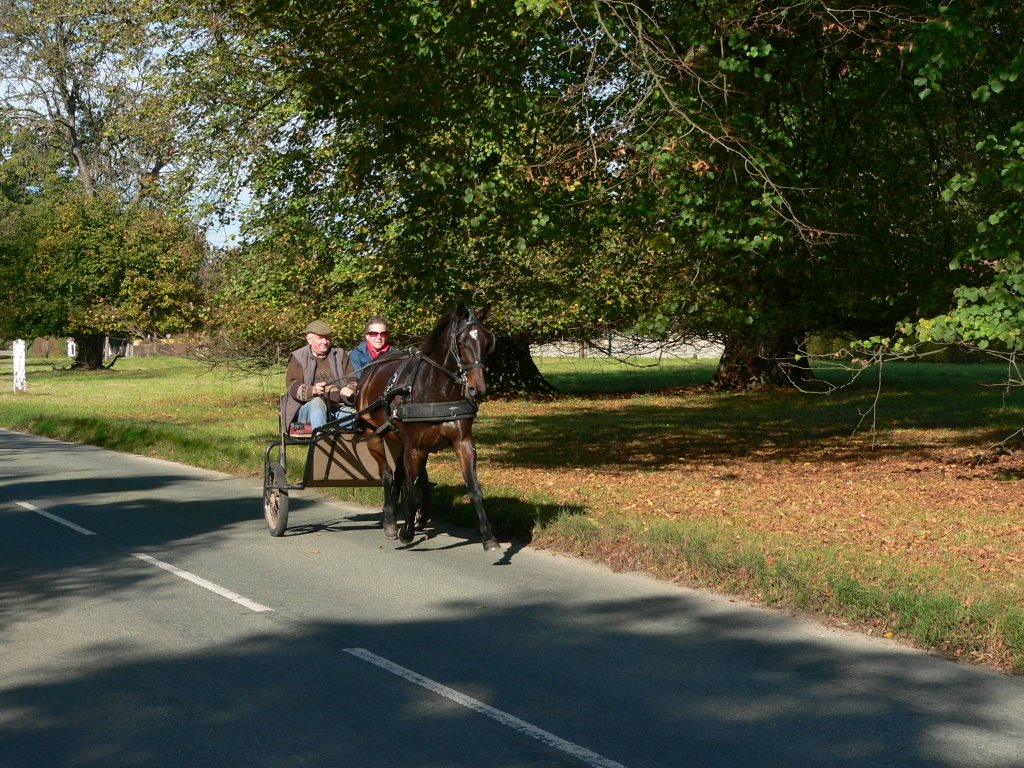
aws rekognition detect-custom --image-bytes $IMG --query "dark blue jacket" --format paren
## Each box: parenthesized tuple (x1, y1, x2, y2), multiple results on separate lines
(349, 340, 373, 378)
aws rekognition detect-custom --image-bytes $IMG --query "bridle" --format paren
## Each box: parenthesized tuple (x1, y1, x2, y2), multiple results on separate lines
(449, 313, 494, 380)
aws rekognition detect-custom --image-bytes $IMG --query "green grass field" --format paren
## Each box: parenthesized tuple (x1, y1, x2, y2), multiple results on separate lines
(4, 352, 1024, 673)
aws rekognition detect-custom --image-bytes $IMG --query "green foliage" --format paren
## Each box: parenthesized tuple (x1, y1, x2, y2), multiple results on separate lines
(0, 0, 187, 204)
(910, 3, 1024, 354)
(0, 2, 211, 351)
(583, 2, 968, 356)
(179, 0, 612, 344)
(0, 190, 207, 341)
(167, 2, 994, 386)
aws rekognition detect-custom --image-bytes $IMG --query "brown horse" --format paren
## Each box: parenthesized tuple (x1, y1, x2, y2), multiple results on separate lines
(354, 304, 499, 551)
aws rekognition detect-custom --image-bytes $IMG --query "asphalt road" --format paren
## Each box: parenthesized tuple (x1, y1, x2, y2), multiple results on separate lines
(3, 428, 1024, 768)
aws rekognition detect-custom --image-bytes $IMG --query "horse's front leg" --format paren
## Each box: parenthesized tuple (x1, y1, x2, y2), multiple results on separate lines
(454, 436, 500, 552)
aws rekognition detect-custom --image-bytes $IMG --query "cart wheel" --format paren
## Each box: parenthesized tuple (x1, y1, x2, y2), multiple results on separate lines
(263, 461, 289, 536)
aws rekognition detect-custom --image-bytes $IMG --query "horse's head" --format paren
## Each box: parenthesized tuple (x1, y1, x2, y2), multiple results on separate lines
(452, 305, 495, 400)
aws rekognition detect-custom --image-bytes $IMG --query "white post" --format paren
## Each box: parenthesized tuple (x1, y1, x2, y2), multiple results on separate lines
(67, 337, 77, 358)
(13, 339, 26, 392)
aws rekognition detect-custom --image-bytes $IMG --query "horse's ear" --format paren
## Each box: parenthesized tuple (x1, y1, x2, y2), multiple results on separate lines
(476, 305, 491, 322)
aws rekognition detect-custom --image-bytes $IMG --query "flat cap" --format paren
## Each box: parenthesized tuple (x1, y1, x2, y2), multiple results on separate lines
(305, 320, 333, 336)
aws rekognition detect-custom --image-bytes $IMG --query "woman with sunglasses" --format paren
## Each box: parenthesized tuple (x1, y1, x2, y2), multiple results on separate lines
(349, 316, 391, 379)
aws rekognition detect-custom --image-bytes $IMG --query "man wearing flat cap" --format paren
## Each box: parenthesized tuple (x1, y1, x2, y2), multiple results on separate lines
(283, 320, 358, 431)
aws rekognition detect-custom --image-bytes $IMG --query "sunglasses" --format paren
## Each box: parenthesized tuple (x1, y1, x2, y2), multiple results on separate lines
(367, 331, 388, 337)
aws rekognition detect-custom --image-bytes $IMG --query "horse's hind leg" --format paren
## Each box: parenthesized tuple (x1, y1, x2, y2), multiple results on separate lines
(398, 481, 418, 544)
(381, 463, 399, 540)
(397, 450, 428, 543)
(371, 439, 400, 540)
(414, 465, 432, 531)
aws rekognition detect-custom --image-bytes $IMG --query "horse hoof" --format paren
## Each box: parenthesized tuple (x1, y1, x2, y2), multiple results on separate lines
(399, 529, 415, 544)
(384, 524, 398, 540)
(482, 539, 501, 552)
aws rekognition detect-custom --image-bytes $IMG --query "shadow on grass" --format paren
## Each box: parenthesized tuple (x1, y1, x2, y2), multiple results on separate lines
(479, 363, 1024, 473)
(427, 484, 587, 543)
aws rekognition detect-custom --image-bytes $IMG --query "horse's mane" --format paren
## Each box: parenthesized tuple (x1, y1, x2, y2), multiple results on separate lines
(420, 304, 467, 356)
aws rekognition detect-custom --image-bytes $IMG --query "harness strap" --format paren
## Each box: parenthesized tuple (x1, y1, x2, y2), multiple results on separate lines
(351, 350, 418, 437)
(354, 332, 483, 433)
(418, 352, 464, 384)
(394, 399, 478, 422)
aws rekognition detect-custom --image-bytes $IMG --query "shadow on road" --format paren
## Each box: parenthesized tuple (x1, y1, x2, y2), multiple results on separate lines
(3, 430, 1024, 767)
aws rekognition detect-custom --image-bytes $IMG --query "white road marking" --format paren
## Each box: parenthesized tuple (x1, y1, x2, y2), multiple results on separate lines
(17, 499, 273, 613)
(131, 552, 274, 613)
(344, 647, 628, 768)
(16, 501, 97, 535)
(18, 496, 618, 763)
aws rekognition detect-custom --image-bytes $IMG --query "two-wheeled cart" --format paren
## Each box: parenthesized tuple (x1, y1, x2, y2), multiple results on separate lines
(262, 410, 397, 536)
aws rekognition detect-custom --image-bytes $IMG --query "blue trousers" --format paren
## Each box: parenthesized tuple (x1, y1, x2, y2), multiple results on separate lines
(297, 398, 355, 429)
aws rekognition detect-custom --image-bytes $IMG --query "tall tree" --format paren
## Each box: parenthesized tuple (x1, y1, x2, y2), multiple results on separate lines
(533, 1, 971, 388)
(180, 1, 981, 390)
(0, 0, 208, 366)
(177, 0, 596, 387)
(0, 191, 206, 366)
(0, 0, 178, 202)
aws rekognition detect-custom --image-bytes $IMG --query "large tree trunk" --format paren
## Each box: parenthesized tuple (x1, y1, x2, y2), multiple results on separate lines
(74, 333, 107, 370)
(711, 332, 818, 391)
(486, 336, 557, 398)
